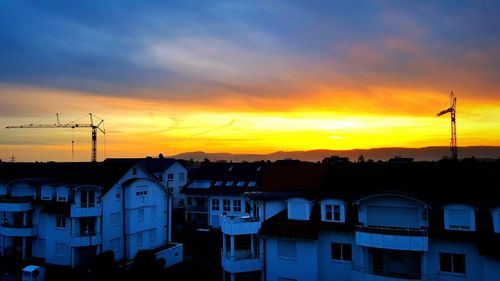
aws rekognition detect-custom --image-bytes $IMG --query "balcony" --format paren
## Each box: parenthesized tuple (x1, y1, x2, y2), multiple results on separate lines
(221, 216, 261, 235)
(70, 202, 102, 217)
(221, 249, 263, 273)
(0, 196, 33, 212)
(0, 223, 37, 237)
(71, 232, 102, 247)
(355, 225, 428, 251)
(352, 265, 436, 281)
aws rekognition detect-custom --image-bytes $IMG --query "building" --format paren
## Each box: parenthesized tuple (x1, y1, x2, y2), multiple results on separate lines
(220, 161, 500, 281)
(182, 162, 266, 229)
(0, 159, 182, 267)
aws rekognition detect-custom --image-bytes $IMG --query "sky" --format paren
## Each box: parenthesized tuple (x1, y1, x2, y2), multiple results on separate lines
(0, 1, 499, 162)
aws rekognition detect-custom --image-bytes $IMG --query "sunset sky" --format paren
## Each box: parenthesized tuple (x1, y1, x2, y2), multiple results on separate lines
(1, 1, 499, 162)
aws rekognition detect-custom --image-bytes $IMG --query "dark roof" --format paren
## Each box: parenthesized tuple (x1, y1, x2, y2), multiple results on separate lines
(260, 162, 324, 193)
(0, 161, 136, 194)
(104, 157, 178, 173)
(182, 162, 267, 195)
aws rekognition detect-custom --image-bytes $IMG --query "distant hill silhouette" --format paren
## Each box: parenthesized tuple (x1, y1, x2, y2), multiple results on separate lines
(172, 146, 500, 162)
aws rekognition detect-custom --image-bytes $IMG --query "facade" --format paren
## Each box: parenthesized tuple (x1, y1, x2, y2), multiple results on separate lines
(220, 161, 500, 281)
(0, 160, 181, 267)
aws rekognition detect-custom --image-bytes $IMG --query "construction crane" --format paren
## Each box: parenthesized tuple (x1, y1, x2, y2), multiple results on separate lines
(5, 113, 105, 162)
(437, 91, 457, 161)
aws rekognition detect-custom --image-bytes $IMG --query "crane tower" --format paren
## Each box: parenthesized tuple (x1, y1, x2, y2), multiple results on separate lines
(436, 91, 457, 161)
(5, 113, 105, 162)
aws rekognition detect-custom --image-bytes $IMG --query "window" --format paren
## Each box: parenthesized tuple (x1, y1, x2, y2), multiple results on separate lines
(237, 181, 245, 187)
(331, 243, 352, 261)
(168, 173, 174, 180)
(137, 232, 143, 248)
(187, 197, 192, 206)
(56, 216, 66, 229)
(136, 186, 148, 197)
(81, 190, 95, 207)
(223, 199, 231, 212)
(278, 240, 297, 259)
(323, 202, 344, 222)
(55, 243, 65, 257)
(248, 181, 257, 187)
(115, 192, 120, 200)
(178, 173, 185, 182)
(80, 217, 95, 235)
(138, 208, 144, 222)
(158, 174, 163, 182)
(226, 181, 234, 187)
(212, 199, 220, 211)
(214, 181, 223, 187)
(149, 229, 156, 242)
(445, 206, 475, 231)
(233, 200, 241, 212)
(440, 253, 465, 274)
(132, 168, 137, 176)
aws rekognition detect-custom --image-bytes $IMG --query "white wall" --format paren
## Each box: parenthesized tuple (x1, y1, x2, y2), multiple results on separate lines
(265, 237, 319, 281)
(163, 162, 188, 209)
(263, 200, 287, 220)
(317, 231, 355, 281)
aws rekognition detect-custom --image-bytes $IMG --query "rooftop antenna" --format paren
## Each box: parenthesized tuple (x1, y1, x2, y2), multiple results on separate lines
(437, 91, 458, 161)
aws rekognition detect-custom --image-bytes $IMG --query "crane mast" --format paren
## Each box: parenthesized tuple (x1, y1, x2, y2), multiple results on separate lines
(5, 113, 105, 162)
(437, 91, 457, 161)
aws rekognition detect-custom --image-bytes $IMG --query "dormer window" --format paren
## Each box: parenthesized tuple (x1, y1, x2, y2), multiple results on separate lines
(321, 199, 346, 223)
(214, 181, 223, 187)
(444, 205, 475, 231)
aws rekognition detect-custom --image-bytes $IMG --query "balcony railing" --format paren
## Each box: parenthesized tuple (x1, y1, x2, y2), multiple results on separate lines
(70, 202, 102, 217)
(0, 223, 37, 237)
(355, 224, 428, 236)
(221, 215, 261, 235)
(71, 232, 102, 247)
(352, 265, 437, 281)
(0, 196, 33, 212)
(221, 249, 263, 273)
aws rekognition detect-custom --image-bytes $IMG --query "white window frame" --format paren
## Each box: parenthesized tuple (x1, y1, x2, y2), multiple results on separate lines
(223, 199, 231, 212)
(233, 200, 241, 212)
(444, 204, 475, 231)
(212, 199, 220, 211)
(56, 216, 66, 229)
(321, 199, 346, 223)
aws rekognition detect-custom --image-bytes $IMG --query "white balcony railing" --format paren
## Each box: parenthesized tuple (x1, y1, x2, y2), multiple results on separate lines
(70, 202, 102, 217)
(0, 196, 33, 212)
(0, 223, 37, 237)
(221, 215, 261, 235)
(355, 225, 428, 251)
(221, 249, 263, 273)
(71, 232, 102, 247)
(352, 265, 437, 281)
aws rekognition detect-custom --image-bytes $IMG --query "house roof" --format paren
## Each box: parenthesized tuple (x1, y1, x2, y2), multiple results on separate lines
(182, 162, 267, 195)
(259, 161, 324, 193)
(104, 157, 178, 174)
(0, 161, 136, 194)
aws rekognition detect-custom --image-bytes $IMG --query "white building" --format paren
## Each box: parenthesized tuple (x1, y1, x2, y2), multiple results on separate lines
(0, 160, 182, 267)
(182, 162, 265, 229)
(220, 161, 500, 281)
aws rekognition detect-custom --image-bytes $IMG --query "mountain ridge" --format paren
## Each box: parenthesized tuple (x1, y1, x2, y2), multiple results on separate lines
(171, 146, 500, 162)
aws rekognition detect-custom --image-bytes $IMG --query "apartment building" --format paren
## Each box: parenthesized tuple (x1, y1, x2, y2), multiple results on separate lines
(220, 160, 500, 281)
(0, 159, 182, 267)
(182, 162, 267, 229)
